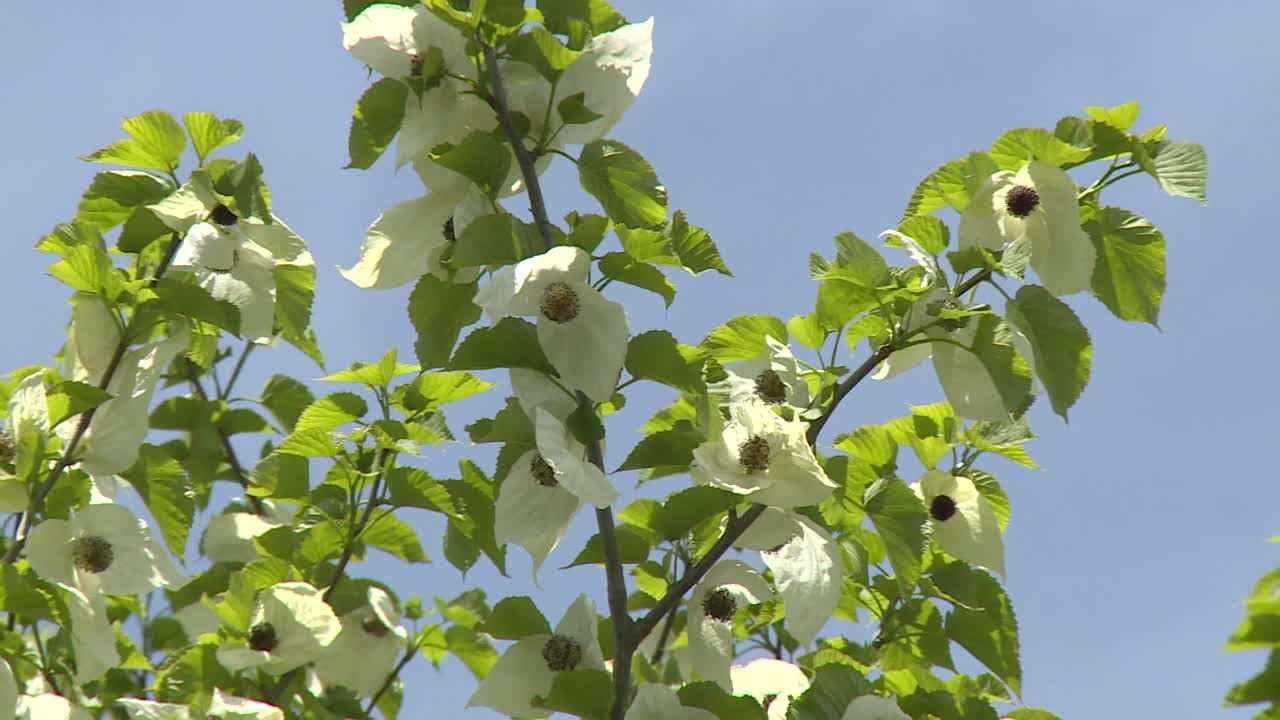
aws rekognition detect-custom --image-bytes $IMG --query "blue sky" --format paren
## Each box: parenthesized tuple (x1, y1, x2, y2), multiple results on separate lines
(1, 2, 1275, 718)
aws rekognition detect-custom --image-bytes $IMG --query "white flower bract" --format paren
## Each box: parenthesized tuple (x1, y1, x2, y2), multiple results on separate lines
(216, 582, 341, 675)
(735, 508, 842, 645)
(690, 399, 834, 508)
(913, 470, 1005, 580)
(625, 683, 717, 720)
(314, 586, 409, 696)
(959, 160, 1095, 296)
(724, 335, 812, 412)
(27, 504, 182, 596)
(842, 694, 910, 720)
(730, 658, 810, 720)
(467, 594, 605, 718)
(687, 559, 772, 689)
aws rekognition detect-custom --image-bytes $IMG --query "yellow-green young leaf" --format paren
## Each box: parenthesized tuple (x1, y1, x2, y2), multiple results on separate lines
(449, 317, 555, 373)
(534, 669, 615, 720)
(344, 0, 418, 20)
(787, 314, 825, 351)
(578, 139, 668, 229)
(784, 666, 872, 720)
(362, 514, 428, 563)
(77, 171, 172, 232)
(481, 596, 551, 640)
(151, 644, 237, 704)
(893, 214, 950, 256)
(319, 348, 418, 388)
(431, 132, 513, 199)
(121, 444, 194, 558)
(1004, 710, 1064, 720)
(272, 263, 322, 367)
(151, 276, 242, 335)
(45, 380, 113, 429)
(401, 371, 494, 412)
(597, 253, 676, 307)
(563, 211, 610, 253)
(182, 112, 244, 164)
(700, 314, 787, 362)
(1226, 568, 1280, 651)
(1084, 206, 1166, 326)
(1225, 648, 1280, 708)
(538, 0, 626, 39)
(989, 127, 1092, 170)
(625, 330, 704, 393)
(347, 77, 409, 169)
(276, 428, 340, 457)
(453, 214, 545, 267)
(566, 525, 651, 567)
(865, 479, 928, 594)
(1149, 140, 1208, 203)
(507, 26, 582, 81)
(1006, 286, 1092, 420)
(667, 210, 730, 276)
(967, 470, 1010, 532)
(0, 565, 66, 624)
(1084, 101, 1140, 131)
(409, 275, 483, 369)
(467, 398, 536, 446)
(443, 461, 506, 575)
(82, 110, 187, 172)
(834, 425, 897, 471)
(44, 224, 115, 296)
(445, 624, 499, 679)
(904, 152, 998, 217)
(295, 393, 367, 433)
(931, 559, 1022, 696)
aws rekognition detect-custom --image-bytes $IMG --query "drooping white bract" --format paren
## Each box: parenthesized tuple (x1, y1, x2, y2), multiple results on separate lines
(201, 500, 294, 564)
(116, 698, 191, 720)
(149, 178, 313, 343)
(342, 3, 486, 168)
(208, 690, 285, 720)
(15, 694, 91, 720)
(468, 594, 606, 718)
(175, 600, 222, 641)
(0, 657, 15, 720)
(913, 470, 1005, 580)
(314, 586, 409, 696)
(730, 658, 811, 720)
(690, 399, 835, 508)
(687, 559, 773, 690)
(60, 297, 190, 477)
(735, 508, 842, 645)
(842, 694, 910, 720)
(625, 683, 717, 720)
(475, 246, 628, 402)
(216, 582, 341, 675)
(27, 503, 183, 596)
(67, 589, 119, 685)
(495, 370, 586, 578)
(339, 186, 490, 289)
(959, 160, 1095, 296)
(723, 335, 812, 413)
(0, 371, 50, 512)
(535, 407, 617, 508)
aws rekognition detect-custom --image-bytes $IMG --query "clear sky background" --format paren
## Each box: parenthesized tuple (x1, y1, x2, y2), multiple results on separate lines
(1, 2, 1275, 719)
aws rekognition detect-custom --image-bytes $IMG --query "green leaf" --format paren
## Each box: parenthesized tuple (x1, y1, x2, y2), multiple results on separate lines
(616, 424, 703, 472)
(865, 478, 928, 594)
(182, 112, 244, 163)
(667, 211, 730, 276)
(443, 461, 507, 575)
(249, 452, 310, 500)
(654, 486, 737, 541)
(152, 276, 242, 335)
(345, 0, 419, 20)
(401, 371, 494, 411)
(318, 348, 418, 389)
(82, 110, 187, 172)
(1149, 140, 1208, 203)
(410, 276, 482, 369)
(1083, 206, 1166, 325)
(45, 380, 113, 429)
(823, 231, 890, 286)
(77, 171, 172, 232)
(444, 624, 499, 679)
(893, 215, 950, 256)
(258, 375, 314, 433)
(678, 681, 769, 720)
(624, 331, 704, 393)
(597, 253, 676, 307)
(273, 263, 323, 366)
(276, 428, 340, 457)
(904, 152, 998, 216)
(814, 278, 878, 331)
(557, 91, 605, 124)
(989, 128, 1091, 170)
(563, 211, 610, 252)
(1006, 286, 1092, 419)
(969, 471, 1011, 532)
(578, 139, 667, 229)
(295, 393, 367, 433)
(450, 317, 554, 373)
(121, 444, 194, 559)
(566, 525, 651, 567)
(700, 315, 786, 362)
(1005, 710, 1064, 720)
(534, 669, 614, 720)
(431, 132, 514, 198)
(787, 665, 873, 720)
(538, 0, 626, 38)
(386, 467, 456, 516)
(1225, 648, 1280, 708)
(833, 425, 897, 471)
(117, 205, 174, 254)
(0, 566, 64, 623)
(362, 514, 428, 563)
(45, 224, 115, 296)
(508, 26, 582, 80)
(481, 596, 551, 640)
(931, 560, 1022, 695)
(1084, 101, 1139, 131)
(347, 78, 409, 169)
(212, 153, 270, 221)
(453, 214, 545, 267)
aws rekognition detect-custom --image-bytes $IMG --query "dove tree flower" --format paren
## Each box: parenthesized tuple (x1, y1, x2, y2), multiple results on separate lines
(476, 246, 628, 402)
(730, 658, 811, 720)
(342, 3, 487, 168)
(27, 504, 183, 596)
(959, 160, 1095, 296)
(687, 559, 773, 689)
(723, 335, 813, 413)
(201, 499, 294, 564)
(625, 683, 717, 720)
(67, 590, 119, 685)
(468, 594, 606, 718)
(149, 177, 313, 343)
(735, 508, 843, 645)
(691, 399, 835, 508)
(912, 470, 1005, 580)
(0, 371, 50, 512)
(216, 582, 341, 675)
(314, 586, 409, 696)
(15, 694, 90, 720)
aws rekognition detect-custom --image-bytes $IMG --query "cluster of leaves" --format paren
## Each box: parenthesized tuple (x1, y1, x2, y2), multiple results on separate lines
(1223, 539, 1280, 718)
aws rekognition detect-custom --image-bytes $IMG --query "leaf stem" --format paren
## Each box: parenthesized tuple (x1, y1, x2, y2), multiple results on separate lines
(186, 360, 265, 515)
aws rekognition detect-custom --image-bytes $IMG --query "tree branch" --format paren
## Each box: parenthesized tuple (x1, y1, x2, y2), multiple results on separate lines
(482, 44, 554, 245)
(185, 361, 266, 515)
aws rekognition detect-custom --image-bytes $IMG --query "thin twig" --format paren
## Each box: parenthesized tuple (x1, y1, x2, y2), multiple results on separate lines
(364, 645, 419, 716)
(186, 361, 266, 515)
(482, 44, 554, 245)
